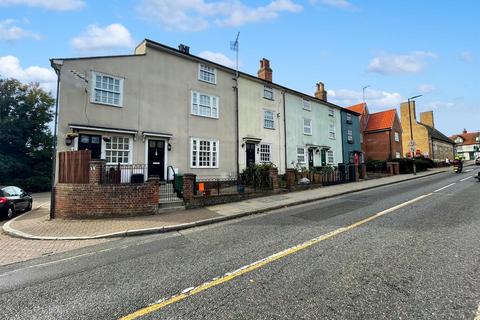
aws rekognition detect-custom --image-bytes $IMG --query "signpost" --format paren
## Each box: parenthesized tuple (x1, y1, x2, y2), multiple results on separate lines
(408, 140, 417, 175)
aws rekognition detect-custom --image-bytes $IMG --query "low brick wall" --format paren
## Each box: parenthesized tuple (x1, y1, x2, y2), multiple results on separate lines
(54, 179, 159, 219)
(185, 190, 286, 209)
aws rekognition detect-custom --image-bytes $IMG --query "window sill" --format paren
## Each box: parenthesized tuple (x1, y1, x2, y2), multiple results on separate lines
(264, 127, 275, 130)
(198, 78, 217, 85)
(263, 97, 274, 101)
(91, 101, 123, 108)
(191, 113, 219, 120)
(303, 133, 312, 136)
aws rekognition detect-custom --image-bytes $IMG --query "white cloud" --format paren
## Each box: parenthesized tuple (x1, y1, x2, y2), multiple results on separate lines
(310, 0, 355, 9)
(417, 84, 435, 94)
(368, 51, 436, 75)
(0, 55, 56, 92)
(328, 88, 402, 110)
(460, 51, 473, 63)
(0, 0, 84, 10)
(198, 51, 237, 68)
(0, 19, 40, 41)
(71, 23, 135, 52)
(137, 0, 302, 32)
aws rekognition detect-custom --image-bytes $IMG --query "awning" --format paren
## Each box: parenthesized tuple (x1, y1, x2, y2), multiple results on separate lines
(142, 131, 173, 139)
(69, 124, 137, 135)
(242, 137, 262, 143)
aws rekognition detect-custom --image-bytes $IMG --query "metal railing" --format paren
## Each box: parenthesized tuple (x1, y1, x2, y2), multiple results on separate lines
(100, 164, 148, 184)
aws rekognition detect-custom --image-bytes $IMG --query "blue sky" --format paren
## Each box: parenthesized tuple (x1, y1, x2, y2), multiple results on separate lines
(0, 0, 478, 136)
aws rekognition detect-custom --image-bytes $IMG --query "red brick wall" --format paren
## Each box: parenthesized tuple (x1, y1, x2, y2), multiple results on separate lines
(365, 131, 392, 160)
(54, 179, 159, 219)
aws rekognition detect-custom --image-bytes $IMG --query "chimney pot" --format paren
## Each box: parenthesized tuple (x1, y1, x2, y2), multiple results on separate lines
(463, 128, 467, 134)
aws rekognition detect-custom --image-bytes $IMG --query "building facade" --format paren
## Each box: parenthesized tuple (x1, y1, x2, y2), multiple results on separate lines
(450, 129, 480, 160)
(285, 83, 343, 169)
(363, 109, 403, 161)
(400, 101, 454, 161)
(237, 59, 285, 173)
(340, 109, 362, 164)
(52, 39, 237, 181)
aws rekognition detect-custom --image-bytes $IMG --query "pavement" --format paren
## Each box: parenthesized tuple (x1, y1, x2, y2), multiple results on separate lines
(3, 167, 453, 240)
(0, 165, 479, 319)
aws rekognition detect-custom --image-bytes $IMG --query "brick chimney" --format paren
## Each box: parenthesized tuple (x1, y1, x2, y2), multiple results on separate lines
(420, 111, 435, 128)
(400, 100, 417, 140)
(257, 58, 272, 82)
(314, 82, 327, 101)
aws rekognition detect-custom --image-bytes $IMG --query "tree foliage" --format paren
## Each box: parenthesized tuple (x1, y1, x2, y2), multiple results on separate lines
(0, 78, 55, 192)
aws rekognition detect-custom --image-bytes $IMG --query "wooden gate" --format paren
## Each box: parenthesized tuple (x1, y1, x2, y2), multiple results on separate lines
(58, 150, 91, 184)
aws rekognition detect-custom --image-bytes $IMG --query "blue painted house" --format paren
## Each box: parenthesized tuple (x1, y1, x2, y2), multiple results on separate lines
(340, 109, 363, 164)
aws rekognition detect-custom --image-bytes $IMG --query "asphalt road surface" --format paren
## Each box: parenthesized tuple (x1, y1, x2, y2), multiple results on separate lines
(1, 168, 480, 319)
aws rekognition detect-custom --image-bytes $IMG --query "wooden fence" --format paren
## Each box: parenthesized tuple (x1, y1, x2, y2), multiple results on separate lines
(58, 150, 91, 184)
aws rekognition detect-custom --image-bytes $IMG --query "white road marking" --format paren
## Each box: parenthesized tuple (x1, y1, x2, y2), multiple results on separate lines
(474, 303, 480, 320)
(433, 183, 456, 193)
(465, 169, 473, 172)
(460, 176, 473, 182)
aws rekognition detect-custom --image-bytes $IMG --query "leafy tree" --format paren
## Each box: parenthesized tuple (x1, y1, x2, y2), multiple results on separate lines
(0, 78, 55, 192)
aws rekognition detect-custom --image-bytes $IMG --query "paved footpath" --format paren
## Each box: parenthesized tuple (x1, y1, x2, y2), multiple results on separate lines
(4, 167, 451, 242)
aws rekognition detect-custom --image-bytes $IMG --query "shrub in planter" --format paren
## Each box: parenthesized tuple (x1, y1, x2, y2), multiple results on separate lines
(240, 163, 276, 188)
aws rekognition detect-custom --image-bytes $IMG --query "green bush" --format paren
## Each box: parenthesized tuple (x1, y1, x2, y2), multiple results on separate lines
(240, 163, 275, 188)
(392, 158, 434, 174)
(366, 160, 387, 172)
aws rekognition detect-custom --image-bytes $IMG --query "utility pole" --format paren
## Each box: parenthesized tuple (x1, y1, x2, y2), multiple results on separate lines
(230, 32, 240, 177)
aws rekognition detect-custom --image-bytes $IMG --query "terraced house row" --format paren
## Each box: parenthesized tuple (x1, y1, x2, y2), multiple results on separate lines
(51, 39, 362, 181)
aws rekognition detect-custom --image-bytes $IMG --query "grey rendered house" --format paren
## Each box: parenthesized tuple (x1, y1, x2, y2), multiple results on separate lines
(51, 39, 237, 181)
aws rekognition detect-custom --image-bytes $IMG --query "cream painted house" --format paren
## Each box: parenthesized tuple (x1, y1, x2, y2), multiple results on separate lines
(237, 59, 286, 174)
(51, 39, 238, 181)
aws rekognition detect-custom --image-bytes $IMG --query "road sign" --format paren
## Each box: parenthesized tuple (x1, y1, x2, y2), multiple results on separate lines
(408, 140, 416, 148)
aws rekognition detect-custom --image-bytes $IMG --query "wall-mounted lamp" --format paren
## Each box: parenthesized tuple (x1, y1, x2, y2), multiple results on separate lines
(241, 142, 245, 148)
(65, 132, 78, 146)
(168, 143, 172, 151)
(102, 136, 111, 142)
(315, 148, 320, 154)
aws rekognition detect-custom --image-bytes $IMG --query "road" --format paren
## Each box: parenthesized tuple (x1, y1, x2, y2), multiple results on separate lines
(1, 168, 479, 319)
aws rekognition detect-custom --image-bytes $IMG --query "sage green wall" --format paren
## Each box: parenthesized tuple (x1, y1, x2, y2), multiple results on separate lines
(285, 93, 343, 168)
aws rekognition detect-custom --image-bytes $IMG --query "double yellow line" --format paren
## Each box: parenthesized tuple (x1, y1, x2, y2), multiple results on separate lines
(120, 193, 432, 320)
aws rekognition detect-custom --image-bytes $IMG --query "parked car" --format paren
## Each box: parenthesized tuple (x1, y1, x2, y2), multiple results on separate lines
(476, 157, 480, 165)
(0, 186, 33, 219)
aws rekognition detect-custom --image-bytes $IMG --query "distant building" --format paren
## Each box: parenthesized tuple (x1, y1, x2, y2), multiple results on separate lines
(400, 101, 454, 161)
(345, 104, 402, 161)
(450, 129, 480, 160)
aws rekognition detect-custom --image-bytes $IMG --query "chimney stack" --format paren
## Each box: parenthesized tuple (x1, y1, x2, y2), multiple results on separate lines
(419, 111, 435, 128)
(314, 82, 327, 101)
(257, 58, 272, 82)
(463, 128, 467, 134)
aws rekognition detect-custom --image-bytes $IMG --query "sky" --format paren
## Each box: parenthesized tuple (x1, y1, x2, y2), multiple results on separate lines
(0, 0, 478, 136)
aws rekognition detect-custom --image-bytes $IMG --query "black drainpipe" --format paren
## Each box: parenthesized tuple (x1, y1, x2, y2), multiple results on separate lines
(234, 76, 239, 178)
(50, 65, 61, 219)
(388, 130, 392, 160)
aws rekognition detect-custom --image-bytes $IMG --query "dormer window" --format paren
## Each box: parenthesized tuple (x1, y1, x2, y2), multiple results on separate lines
(455, 137, 463, 144)
(198, 64, 216, 84)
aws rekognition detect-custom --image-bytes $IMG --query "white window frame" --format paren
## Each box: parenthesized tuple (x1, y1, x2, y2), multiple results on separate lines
(360, 134, 364, 144)
(191, 91, 219, 119)
(190, 138, 219, 169)
(297, 147, 306, 164)
(102, 135, 132, 165)
(328, 108, 335, 117)
(263, 86, 274, 100)
(329, 124, 336, 139)
(259, 143, 272, 163)
(346, 113, 352, 123)
(395, 152, 401, 159)
(302, 99, 311, 111)
(347, 129, 354, 143)
(263, 109, 275, 129)
(394, 132, 400, 142)
(91, 71, 124, 107)
(303, 118, 312, 135)
(327, 150, 335, 164)
(198, 64, 217, 84)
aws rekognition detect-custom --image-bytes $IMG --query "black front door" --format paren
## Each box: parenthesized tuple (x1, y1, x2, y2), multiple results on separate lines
(78, 134, 101, 159)
(308, 149, 314, 168)
(246, 143, 256, 166)
(148, 140, 165, 180)
(321, 149, 327, 166)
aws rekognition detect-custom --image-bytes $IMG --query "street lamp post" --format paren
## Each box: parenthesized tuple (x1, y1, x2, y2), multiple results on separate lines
(407, 95, 423, 175)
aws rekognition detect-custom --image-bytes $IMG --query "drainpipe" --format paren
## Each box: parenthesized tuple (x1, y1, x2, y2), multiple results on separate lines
(234, 76, 239, 178)
(50, 65, 61, 219)
(282, 90, 287, 173)
(388, 130, 392, 160)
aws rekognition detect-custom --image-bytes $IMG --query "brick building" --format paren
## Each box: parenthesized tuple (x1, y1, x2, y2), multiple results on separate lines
(450, 129, 480, 160)
(400, 101, 454, 161)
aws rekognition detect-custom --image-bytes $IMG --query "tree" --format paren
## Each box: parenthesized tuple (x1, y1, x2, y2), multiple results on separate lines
(0, 78, 55, 192)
